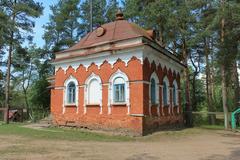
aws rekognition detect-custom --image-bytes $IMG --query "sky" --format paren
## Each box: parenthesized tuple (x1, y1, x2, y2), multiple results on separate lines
(33, 0, 58, 47)
(0, 1, 58, 71)
(32, 0, 124, 47)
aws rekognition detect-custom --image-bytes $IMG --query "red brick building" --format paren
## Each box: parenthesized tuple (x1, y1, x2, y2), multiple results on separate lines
(51, 12, 185, 135)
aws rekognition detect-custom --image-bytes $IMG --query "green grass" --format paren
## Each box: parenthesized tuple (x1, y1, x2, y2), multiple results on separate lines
(0, 123, 233, 143)
(0, 123, 133, 142)
(198, 124, 225, 130)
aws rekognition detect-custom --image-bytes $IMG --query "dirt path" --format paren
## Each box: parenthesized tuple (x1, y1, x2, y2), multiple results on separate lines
(0, 130, 239, 160)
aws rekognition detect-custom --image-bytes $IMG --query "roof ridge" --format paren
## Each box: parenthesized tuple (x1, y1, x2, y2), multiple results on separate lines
(112, 21, 117, 41)
(57, 20, 153, 54)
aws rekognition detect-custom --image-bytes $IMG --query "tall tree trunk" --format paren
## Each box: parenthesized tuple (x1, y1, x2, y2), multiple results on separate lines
(204, 37, 216, 124)
(232, 59, 240, 108)
(22, 63, 33, 120)
(4, 35, 13, 124)
(210, 59, 215, 102)
(182, 39, 192, 127)
(221, 64, 228, 129)
(189, 54, 199, 111)
(4, 1, 16, 124)
(191, 74, 196, 110)
(220, 1, 229, 129)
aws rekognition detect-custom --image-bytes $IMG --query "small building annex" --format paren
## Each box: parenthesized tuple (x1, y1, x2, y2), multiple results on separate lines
(50, 11, 185, 135)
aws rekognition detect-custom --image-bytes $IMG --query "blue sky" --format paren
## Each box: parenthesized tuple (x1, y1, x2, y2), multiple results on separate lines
(33, 0, 58, 47)
(33, 0, 123, 47)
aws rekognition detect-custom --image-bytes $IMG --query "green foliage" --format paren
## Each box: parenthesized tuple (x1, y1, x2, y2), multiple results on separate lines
(212, 85, 223, 111)
(123, 0, 240, 119)
(0, 69, 4, 106)
(192, 79, 206, 109)
(79, 0, 118, 36)
(43, 0, 81, 52)
(29, 78, 50, 112)
(0, 8, 8, 50)
(123, 0, 176, 46)
(43, 0, 120, 51)
(1, 0, 43, 45)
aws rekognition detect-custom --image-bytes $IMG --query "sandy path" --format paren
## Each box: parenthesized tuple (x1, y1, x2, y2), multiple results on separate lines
(0, 130, 239, 160)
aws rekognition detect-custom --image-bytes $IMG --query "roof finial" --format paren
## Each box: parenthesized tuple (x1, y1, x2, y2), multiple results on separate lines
(116, 9, 124, 20)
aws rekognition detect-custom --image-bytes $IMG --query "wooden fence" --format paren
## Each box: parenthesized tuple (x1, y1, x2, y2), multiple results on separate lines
(191, 111, 233, 126)
(0, 107, 25, 122)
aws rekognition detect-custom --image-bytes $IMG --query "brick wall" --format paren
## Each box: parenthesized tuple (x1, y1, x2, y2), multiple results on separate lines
(51, 56, 183, 135)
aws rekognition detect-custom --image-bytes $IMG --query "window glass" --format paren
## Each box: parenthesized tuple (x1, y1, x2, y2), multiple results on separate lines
(67, 82, 76, 104)
(151, 78, 156, 104)
(163, 81, 168, 106)
(173, 84, 176, 105)
(114, 77, 125, 102)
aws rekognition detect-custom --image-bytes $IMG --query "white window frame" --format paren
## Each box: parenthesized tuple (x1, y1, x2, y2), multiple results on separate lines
(173, 80, 179, 106)
(67, 82, 76, 104)
(113, 77, 126, 103)
(108, 69, 130, 114)
(63, 75, 79, 109)
(84, 73, 102, 113)
(149, 72, 159, 105)
(163, 76, 170, 106)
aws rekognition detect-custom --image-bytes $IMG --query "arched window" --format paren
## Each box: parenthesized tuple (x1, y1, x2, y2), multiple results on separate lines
(151, 78, 156, 104)
(163, 76, 169, 106)
(149, 72, 159, 105)
(67, 82, 76, 104)
(64, 75, 78, 106)
(109, 69, 130, 106)
(173, 80, 178, 106)
(85, 73, 102, 105)
(113, 77, 125, 102)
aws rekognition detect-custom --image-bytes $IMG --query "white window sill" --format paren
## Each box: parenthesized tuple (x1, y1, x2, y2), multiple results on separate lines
(86, 104, 101, 106)
(111, 103, 127, 106)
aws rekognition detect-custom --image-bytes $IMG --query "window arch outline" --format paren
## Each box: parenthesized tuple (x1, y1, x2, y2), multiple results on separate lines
(173, 80, 178, 106)
(64, 75, 79, 106)
(67, 82, 76, 104)
(149, 72, 159, 105)
(108, 69, 130, 106)
(163, 76, 170, 106)
(84, 73, 102, 106)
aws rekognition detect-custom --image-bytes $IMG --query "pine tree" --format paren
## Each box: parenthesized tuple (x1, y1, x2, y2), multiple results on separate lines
(79, 0, 108, 36)
(1, 0, 43, 123)
(201, 0, 240, 128)
(43, 0, 81, 52)
(189, 0, 218, 123)
(105, 0, 119, 22)
(0, 7, 8, 50)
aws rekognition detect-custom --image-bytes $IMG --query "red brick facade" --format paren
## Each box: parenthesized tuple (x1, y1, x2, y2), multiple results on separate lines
(51, 57, 183, 135)
(51, 12, 184, 135)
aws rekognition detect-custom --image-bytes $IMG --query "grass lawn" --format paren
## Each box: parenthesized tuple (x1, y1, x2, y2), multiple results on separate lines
(0, 122, 231, 142)
(0, 123, 133, 142)
(0, 122, 235, 143)
(197, 124, 225, 130)
(0, 123, 239, 160)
